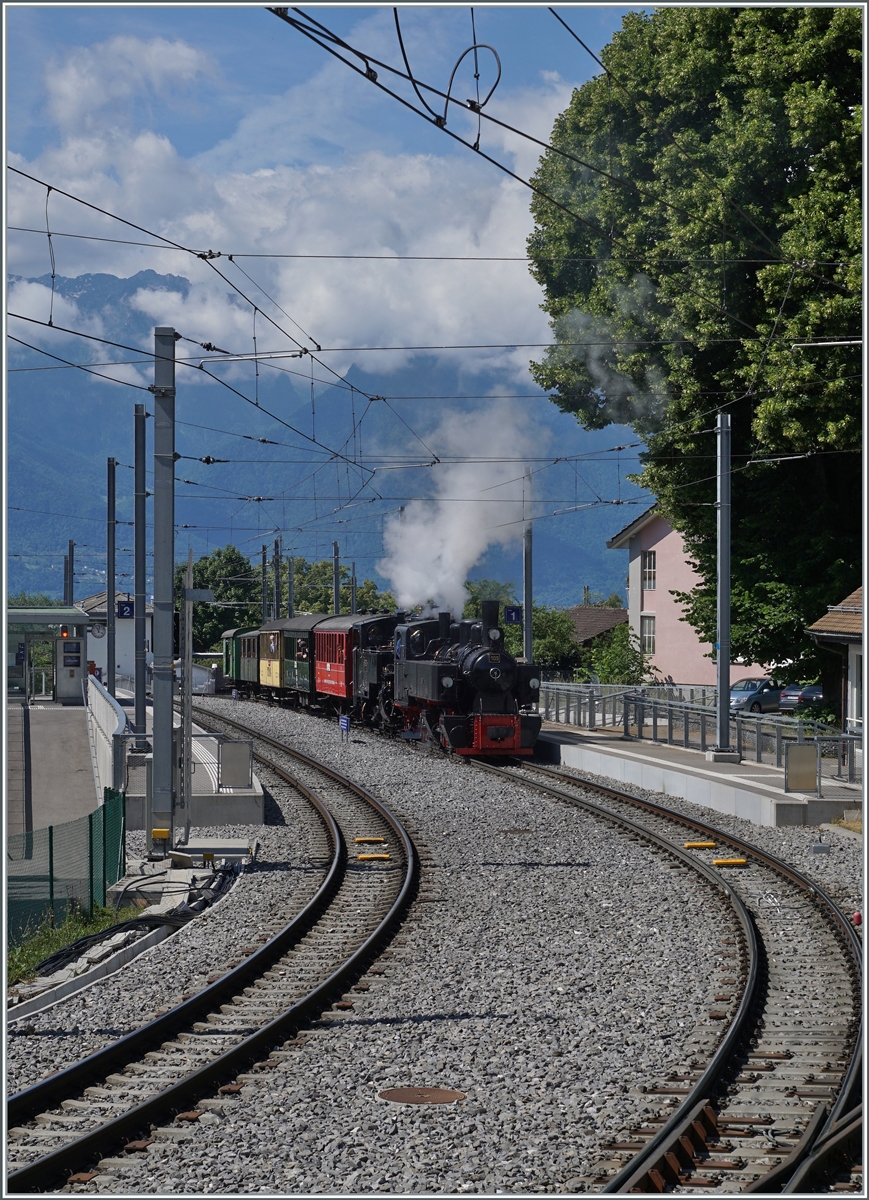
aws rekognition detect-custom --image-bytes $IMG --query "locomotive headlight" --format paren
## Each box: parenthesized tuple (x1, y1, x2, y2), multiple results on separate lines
(488, 628, 501, 641)
(442, 676, 454, 688)
(529, 677, 540, 689)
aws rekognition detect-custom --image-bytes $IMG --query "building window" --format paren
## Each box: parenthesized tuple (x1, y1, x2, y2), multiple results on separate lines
(642, 550, 656, 591)
(640, 615, 656, 655)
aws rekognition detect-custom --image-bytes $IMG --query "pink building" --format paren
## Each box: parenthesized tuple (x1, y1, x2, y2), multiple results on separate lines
(607, 507, 767, 685)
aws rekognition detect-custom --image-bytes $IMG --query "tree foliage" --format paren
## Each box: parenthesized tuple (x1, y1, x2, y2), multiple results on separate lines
(174, 547, 394, 651)
(590, 623, 654, 686)
(528, 8, 861, 699)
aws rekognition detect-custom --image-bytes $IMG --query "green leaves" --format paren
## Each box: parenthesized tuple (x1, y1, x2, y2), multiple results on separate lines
(529, 8, 861, 692)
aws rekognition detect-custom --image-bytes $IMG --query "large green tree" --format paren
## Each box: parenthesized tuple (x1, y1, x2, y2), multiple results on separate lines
(528, 8, 860, 702)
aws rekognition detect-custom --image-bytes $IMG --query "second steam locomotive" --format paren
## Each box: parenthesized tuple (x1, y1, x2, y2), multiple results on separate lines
(222, 599, 542, 756)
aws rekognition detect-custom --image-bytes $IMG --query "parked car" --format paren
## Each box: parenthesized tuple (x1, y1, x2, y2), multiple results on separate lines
(779, 683, 825, 713)
(729, 678, 782, 714)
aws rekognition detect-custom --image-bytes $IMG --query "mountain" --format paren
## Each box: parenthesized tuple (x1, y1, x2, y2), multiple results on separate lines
(8, 271, 646, 606)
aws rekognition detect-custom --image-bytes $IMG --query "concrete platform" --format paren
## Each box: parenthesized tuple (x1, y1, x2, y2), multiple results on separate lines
(121, 701, 264, 830)
(537, 724, 862, 828)
(23, 702, 99, 828)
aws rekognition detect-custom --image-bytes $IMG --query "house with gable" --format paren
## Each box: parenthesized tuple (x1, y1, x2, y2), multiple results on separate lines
(606, 506, 767, 686)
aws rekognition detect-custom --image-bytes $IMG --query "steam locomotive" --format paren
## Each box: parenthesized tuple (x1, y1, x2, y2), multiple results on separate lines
(221, 599, 542, 756)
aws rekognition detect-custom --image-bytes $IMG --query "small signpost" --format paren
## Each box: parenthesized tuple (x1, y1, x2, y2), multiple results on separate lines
(503, 605, 523, 625)
(339, 714, 350, 742)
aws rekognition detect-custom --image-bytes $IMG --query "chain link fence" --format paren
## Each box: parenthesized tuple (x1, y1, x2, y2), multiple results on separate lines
(6, 789, 126, 947)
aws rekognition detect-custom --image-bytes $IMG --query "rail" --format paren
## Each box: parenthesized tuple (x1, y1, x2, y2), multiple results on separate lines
(497, 760, 862, 1195)
(7, 723, 416, 1192)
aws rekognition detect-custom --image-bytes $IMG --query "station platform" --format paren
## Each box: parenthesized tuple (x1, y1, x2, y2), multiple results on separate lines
(537, 723, 862, 829)
(117, 694, 264, 830)
(5, 694, 263, 839)
(6, 701, 99, 833)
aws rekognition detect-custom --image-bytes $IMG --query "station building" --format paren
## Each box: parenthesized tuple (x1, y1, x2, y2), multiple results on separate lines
(76, 590, 154, 683)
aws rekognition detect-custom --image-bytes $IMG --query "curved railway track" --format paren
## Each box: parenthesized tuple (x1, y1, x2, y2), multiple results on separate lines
(471, 758, 862, 1195)
(6, 723, 416, 1194)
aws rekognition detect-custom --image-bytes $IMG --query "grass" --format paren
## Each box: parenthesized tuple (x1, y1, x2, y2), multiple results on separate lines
(831, 818, 863, 835)
(7, 903, 142, 987)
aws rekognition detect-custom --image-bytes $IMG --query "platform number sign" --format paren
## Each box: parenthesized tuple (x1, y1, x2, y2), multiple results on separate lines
(503, 605, 523, 625)
(117, 600, 134, 619)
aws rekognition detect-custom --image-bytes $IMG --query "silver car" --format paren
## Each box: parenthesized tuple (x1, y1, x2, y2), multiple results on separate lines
(729, 678, 781, 714)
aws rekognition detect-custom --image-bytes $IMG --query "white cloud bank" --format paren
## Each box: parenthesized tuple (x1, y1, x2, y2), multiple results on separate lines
(8, 22, 574, 386)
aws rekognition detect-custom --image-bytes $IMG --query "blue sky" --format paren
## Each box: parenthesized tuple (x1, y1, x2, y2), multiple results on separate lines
(6, 5, 651, 607)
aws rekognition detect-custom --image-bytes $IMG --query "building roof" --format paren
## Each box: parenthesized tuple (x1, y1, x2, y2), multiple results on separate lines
(7, 607, 91, 628)
(76, 590, 154, 618)
(806, 587, 862, 644)
(566, 605, 628, 644)
(606, 505, 660, 550)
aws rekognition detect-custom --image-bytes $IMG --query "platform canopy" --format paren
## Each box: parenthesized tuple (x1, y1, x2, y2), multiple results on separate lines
(7, 607, 91, 628)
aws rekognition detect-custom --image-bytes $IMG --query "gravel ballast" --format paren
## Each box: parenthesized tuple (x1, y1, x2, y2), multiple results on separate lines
(6, 769, 328, 1097)
(10, 696, 860, 1195)
(84, 698, 746, 1195)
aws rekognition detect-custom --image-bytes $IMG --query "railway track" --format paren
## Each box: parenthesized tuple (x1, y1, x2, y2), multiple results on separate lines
(472, 759, 862, 1195)
(6, 720, 416, 1193)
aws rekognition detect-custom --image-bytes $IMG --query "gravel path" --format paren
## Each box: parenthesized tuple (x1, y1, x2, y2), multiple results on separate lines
(6, 767, 327, 1097)
(88, 698, 741, 1196)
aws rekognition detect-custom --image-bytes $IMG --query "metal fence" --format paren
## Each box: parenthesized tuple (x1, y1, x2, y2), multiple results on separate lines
(539, 682, 719, 727)
(6, 789, 126, 947)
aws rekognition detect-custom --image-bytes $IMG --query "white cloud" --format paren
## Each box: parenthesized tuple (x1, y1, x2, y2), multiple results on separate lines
(8, 15, 576, 391)
(44, 36, 216, 131)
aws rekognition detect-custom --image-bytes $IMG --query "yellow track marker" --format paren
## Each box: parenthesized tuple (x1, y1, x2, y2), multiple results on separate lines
(685, 841, 717, 849)
(357, 853, 390, 861)
(151, 828, 170, 840)
(713, 858, 747, 867)
(354, 837, 386, 844)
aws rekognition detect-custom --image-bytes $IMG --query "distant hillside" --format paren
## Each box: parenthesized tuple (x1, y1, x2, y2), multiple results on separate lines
(8, 270, 643, 604)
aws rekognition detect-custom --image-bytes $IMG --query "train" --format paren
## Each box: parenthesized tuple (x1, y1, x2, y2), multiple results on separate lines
(222, 599, 542, 756)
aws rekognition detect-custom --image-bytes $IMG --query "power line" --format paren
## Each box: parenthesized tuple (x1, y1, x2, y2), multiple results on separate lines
(12, 228, 840, 264)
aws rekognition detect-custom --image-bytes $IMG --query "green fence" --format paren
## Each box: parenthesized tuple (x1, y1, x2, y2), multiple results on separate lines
(6, 789, 126, 947)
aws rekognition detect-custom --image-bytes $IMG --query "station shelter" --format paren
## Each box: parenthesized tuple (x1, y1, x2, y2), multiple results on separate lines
(7, 608, 91, 705)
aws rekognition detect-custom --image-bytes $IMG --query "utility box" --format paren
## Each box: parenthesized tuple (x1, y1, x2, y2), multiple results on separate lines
(218, 739, 253, 789)
(784, 741, 819, 795)
(55, 636, 86, 704)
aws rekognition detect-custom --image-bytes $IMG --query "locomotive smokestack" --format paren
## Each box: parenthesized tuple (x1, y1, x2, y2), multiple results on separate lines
(438, 611, 451, 640)
(481, 600, 500, 636)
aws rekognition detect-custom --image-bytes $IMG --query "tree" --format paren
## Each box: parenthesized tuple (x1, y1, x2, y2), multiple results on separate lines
(174, 545, 259, 651)
(8, 591, 64, 607)
(527, 8, 860, 705)
(590, 623, 654, 685)
(462, 578, 518, 618)
(174, 548, 395, 650)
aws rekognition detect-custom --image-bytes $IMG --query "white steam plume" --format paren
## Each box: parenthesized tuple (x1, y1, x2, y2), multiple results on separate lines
(377, 402, 549, 616)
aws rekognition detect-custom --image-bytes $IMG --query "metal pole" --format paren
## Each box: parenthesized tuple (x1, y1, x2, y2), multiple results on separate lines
(332, 541, 340, 614)
(134, 403, 147, 746)
(273, 538, 280, 621)
(261, 545, 268, 625)
(181, 548, 193, 848)
(287, 553, 294, 618)
(68, 540, 75, 605)
(715, 413, 732, 750)
(48, 825, 55, 926)
(107, 457, 117, 697)
(523, 469, 533, 661)
(351, 562, 357, 614)
(63, 555, 69, 606)
(151, 326, 176, 851)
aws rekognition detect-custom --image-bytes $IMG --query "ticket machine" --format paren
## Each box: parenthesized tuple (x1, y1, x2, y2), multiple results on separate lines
(55, 626, 87, 705)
